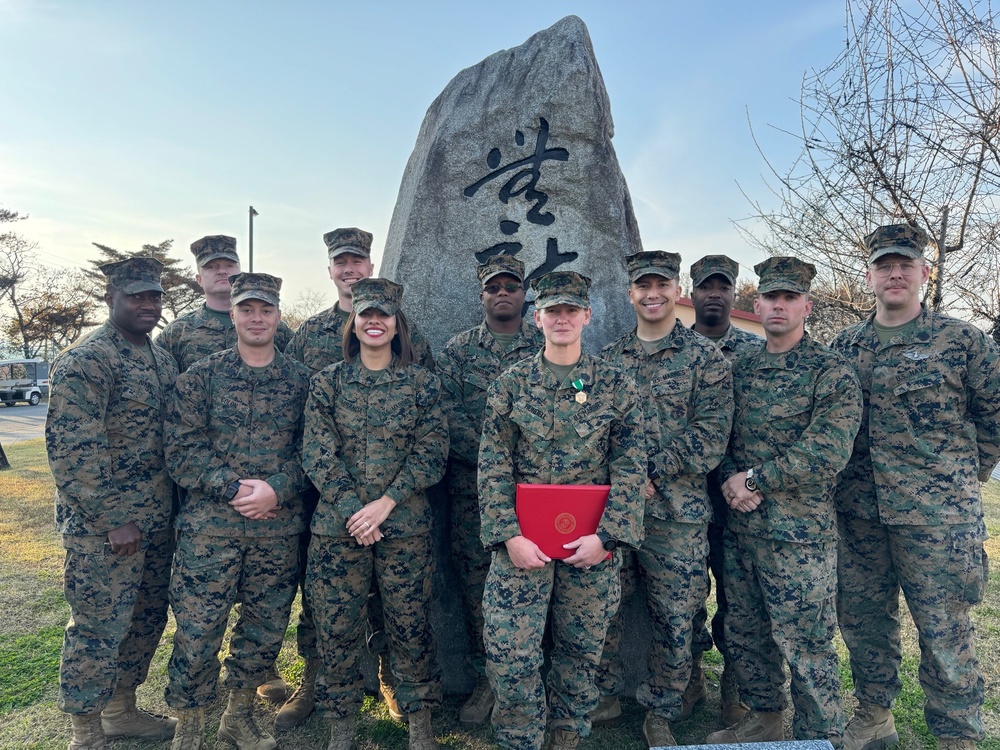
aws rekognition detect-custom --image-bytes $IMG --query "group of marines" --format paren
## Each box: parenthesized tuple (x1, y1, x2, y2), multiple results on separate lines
(45, 221, 998, 750)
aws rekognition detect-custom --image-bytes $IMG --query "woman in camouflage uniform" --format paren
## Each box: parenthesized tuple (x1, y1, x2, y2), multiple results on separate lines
(302, 278, 447, 750)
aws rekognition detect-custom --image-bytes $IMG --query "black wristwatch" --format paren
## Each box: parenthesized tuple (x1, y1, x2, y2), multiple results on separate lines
(596, 530, 618, 552)
(222, 481, 241, 502)
(744, 468, 758, 493)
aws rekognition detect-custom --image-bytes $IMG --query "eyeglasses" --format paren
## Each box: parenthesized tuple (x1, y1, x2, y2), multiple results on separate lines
(483, 282, 523, 294)
(871, 260, 923, 277)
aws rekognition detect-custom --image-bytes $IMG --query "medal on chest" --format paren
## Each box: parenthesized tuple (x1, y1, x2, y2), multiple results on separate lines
(572, 378, 587, 404)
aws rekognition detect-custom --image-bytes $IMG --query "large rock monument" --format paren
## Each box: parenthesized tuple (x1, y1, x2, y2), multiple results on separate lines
(382, 14, 642, 354)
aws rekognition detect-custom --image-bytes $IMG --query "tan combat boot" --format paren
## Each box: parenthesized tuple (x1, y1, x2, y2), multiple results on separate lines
(844, 704, 898, 750)
(705, 710, 784, 743)
(170, 708, 206, 750)
(458, 675, 495, 726)
(379, 654, 403, 720)
(256, 665, 290, 705)
(678, 657, 707, 720)
(327, 717, 356, 750)
(275, 658, 320, 729)
(69, 713, 108, 750)
(546, 728, 580, 750)
(589, 694, 622, 728)
(938, 740, 977, 750)
(101, 687, 177, 740)
(720, 665, 749, 726)
(642, 713, 676, 748)
(216, 689, 277, 750)
(407, 709, 440, 750)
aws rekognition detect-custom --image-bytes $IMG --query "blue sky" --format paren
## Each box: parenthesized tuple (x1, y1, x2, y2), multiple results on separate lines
(0, 1, 847, 305)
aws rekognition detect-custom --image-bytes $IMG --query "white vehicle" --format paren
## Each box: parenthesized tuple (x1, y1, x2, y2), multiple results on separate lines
(0, 358, 50, 406)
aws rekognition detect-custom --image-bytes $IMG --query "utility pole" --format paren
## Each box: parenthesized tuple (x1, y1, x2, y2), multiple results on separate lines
(249, 206, 259, 272)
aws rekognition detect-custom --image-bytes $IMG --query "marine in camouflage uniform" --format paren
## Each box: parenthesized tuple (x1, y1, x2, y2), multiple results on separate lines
(279, 229, 433, 728)
(302, 278, 447, 750)
(46, 257, 178, 748)
(478, 271, 646, 750)
(687, 254, 760, 725)
(594, 252, 733, 747)
(436, 254, 544, 724)
(707, 257, 862, 747)
(156, 235, 292, 374)
(831, 225, 1000, 750)
(164, 273, 310, 750)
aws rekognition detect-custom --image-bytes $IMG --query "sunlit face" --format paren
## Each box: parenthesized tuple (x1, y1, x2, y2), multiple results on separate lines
(628, 274, 679, 325)
(533, 303, 591, 347)
(480, 273, 526, 324)
(329, 253, 375, 299)
(355, 308, 397, 350)
(231, 298, 280, 347)
(865, 253, 929, 311)
(106, 289, 162, 337)
(754, 290, 812, 338)
(691, 275, 735, 327)
(196, 258, 241, 298)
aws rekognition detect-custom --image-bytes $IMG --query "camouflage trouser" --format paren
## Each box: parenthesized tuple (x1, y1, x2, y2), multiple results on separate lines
(594, 550, 639, 697)
(725, 530, 843, 742)
(307, 533, 441, 720)
(59, 528, 173, 715)
(165, 533, 298, 708)
(450, 488, 492, 676)
(692, 473, 729, 659)
(837, 515, 987, 741)
(484, 548, 621, 750)
(595, 520, 709, 720)
(294, 486, 320, 660)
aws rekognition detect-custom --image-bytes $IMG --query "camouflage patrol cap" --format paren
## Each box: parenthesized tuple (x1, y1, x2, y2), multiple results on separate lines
(531, 271, 591, 309)
(230, 272, 282, 306)
(864, 224, 929, 263)
(100, 257, 165, 295)
(691, 255, 739, 287)
(352, 277, 403, 316)
(626, 251, 680, 283)
(754, 257, 816, 294)
(324, 227, 373, 259)
(191, 235, 239, 266)
(477, 254, 525, 286)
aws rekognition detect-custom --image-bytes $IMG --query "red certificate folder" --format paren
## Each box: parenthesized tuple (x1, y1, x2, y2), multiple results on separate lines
(515, 483, 611, 559)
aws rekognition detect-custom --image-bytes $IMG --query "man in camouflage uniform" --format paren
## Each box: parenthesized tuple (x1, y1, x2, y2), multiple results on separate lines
(164, 273, 311, 750)
(687, 254, 760, 725)
(278, 228, 433, 728)
(46, 257, 178, 749)
(478, 270, 646, 750)
(593, 251, 733, 747)
(706, 257, 862, 747)
(157, 235, 293, 374)
(831, 225, 1000, 750)
(436, 254, 544, 726)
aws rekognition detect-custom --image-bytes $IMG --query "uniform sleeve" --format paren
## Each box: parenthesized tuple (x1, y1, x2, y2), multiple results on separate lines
(283, 324, 307, 364)
(411, 325, 435, 371)
(301, 370, 365, 519)
(437, 337, 481, 466)
(649, 347, 733, 480)
(164, 366, 242, 496)
(965, 329, 1000, 481)
(154, 322, 182, 370)
(756, 362, 863, 494)
(274, 321, 294, 354)
(477, 380, 520, 547)
(46, 352, 131, 530)
(599, 374, 647, 549)
(384, 371, 449, 503)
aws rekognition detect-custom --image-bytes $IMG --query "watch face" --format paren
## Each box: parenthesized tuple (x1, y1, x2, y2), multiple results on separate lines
(745, 478, 757, 492)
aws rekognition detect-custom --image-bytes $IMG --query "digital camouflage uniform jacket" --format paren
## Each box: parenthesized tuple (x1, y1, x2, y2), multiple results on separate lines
(302, 359, 448, 539)
(702, 323, 763, 362)
(47, 322, 178, 537)
(284, 302, 434, 373)
(156, 303, 293, 373)
(437, 319, 544, 495)
(604, 323, 733, 523)
(165, 348, 311, 537)
(719, 334, 863, 542)
(478, 351, 647, 550)
(831, 307, 1000, 525)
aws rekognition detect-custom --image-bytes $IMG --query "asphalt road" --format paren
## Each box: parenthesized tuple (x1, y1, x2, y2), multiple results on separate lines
(0, 401, 47, 446)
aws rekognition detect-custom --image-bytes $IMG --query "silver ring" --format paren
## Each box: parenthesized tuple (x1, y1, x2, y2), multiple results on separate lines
(585, 566, 591, 570)
(363, 521, 370, 528)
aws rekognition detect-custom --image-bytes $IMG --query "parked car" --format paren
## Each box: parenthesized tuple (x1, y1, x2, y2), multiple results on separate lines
(0, 358, 50, 406)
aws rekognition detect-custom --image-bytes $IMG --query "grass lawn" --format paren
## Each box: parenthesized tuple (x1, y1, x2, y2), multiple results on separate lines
(0, 437, 997, 749)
